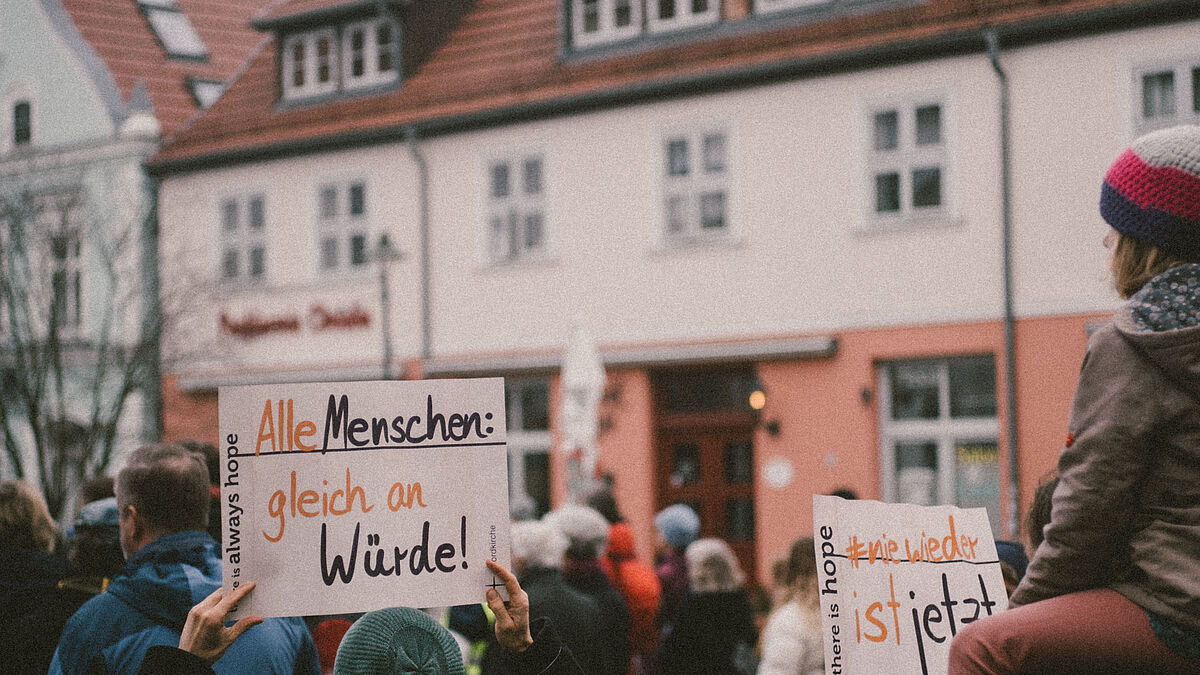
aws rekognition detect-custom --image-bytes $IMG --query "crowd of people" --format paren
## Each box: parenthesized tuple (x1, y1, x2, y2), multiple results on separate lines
(3, 124, 1200, 674)
(0, 439, 822, 675)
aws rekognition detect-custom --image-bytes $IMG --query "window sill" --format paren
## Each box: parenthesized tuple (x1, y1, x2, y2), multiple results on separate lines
(481, 253, 559, 272)
(853, 211, 961, 236)
(652, 231, 744, 254)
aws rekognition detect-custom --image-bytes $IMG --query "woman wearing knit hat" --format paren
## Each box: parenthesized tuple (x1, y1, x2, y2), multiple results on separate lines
(949, 124, 1200, 673)
(653, 503, 700, 636)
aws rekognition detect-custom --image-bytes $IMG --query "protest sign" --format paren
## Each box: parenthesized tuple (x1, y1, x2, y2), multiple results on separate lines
(218, 378, 511, 618)
(812, 495, 1007, 675)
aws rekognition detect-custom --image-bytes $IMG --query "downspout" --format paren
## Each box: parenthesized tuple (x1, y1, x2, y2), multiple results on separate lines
(142, 173, 164, 443)
(405, 125, 432, 363)
(985, 28, 1020, 540)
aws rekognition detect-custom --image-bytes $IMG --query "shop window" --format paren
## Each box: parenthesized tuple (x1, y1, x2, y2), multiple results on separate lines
(878, 355, 1000, 533)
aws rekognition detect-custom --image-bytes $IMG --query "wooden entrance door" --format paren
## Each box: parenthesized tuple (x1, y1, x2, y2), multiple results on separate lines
(657, 426, 756, 583)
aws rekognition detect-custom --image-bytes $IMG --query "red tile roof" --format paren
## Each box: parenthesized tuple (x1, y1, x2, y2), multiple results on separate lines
(59, 0, 270, 137)
(149, 0, 1199, 171)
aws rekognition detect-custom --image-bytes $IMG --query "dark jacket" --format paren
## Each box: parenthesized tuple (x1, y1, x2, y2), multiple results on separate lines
(654, 549, 688, 631)
(563, 559, 631, 675)
(483, 566, 603, 675)
(0, 544, 94, 675)
(49, 531, 318, 675)
(656, 590, 757, 675)
(1011, 263, 1200, 636)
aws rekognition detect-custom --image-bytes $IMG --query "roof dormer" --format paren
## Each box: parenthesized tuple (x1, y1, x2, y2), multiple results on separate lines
(253, 1, 403, 105)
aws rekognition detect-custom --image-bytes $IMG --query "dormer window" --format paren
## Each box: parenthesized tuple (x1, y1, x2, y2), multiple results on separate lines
(342, 19, 397, 88)
(570, 0, 718, 48)
(647, 0, 719, 34)
(280, 18, 399, 102)
(283, 29, 338, 99)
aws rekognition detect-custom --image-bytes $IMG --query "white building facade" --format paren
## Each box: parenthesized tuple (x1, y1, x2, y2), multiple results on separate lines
(153, 0, 1200, 579)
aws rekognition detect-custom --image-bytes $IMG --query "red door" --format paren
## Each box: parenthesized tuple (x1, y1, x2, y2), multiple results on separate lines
(656, 425, 756, 584)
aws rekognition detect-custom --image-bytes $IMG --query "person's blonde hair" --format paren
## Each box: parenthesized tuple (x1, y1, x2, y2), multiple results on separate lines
(1110, 232, 1187, 298)
(0, 479, 57, 552)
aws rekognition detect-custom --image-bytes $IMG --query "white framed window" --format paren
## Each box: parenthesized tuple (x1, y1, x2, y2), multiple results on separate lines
(317, 180, 370, 273)
(342, 18, 400, 90)
(572, 0, 642, 48)
(877, 355, 1000, 533)
(866, 97, 948, 224)
(1134, 60, 1200, 134)
(754, 0, 827, 14)
(662, 127, 731, 242)
(486, 154, 547, 264)
(505, 378, 552, 518)
(647, 0, 720, 34)
(218, 194, 267, 285)
(36, 192, 85, 333)
(282, 29, 339, 100)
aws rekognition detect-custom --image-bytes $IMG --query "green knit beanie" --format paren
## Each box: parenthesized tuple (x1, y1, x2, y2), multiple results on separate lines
(333, 607, 465, 675)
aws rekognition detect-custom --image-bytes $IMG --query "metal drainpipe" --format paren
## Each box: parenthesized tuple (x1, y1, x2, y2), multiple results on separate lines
(405, 125, 432, 363)
(985, 28, 1020, 540)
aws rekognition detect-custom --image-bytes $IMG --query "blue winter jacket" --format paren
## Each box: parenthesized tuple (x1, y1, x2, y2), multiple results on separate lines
(49, 530, 318, 675)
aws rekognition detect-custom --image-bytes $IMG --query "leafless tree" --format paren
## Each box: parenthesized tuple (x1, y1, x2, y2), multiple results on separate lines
(0, 164, 162, 519)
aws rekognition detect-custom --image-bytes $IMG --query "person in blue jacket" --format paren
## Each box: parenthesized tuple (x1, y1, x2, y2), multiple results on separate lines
(49, 442, 318, 675)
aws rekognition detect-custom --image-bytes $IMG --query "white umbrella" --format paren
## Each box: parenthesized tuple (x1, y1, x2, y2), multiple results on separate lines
(559, 326, 605, 500)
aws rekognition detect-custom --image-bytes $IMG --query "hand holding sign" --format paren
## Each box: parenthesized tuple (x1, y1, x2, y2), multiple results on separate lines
(179, 582, 264, 665)
(486, 559, 534, 654)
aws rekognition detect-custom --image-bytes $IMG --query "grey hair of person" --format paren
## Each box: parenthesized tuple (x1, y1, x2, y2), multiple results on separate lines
(543, 503, 609, 561)
(510, 519, 569, 571)
(685, 537, 746, 594)
(115, 442, 210, 534)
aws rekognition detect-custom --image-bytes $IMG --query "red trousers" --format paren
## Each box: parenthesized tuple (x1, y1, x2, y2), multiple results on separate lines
(947, 588, 1195, 674)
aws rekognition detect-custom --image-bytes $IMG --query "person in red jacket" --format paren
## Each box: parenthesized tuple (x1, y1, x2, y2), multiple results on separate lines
(587, 488, 663, 674)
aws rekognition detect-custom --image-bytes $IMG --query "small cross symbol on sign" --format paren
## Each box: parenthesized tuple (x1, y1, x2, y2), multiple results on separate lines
(487, 575, 504, 592)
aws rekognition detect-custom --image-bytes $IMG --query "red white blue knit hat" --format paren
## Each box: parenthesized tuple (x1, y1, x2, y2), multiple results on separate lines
(1101, 124, 1200, 262)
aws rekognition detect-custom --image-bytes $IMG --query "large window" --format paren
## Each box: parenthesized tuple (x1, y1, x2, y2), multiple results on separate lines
(867, 99, 948, 224)
(506, 379, 551, 518)
(486, 154, 546, 264)
(663, 128, 730, 243)
(1135, 61, 1200, 134)
(317, 181, 370, 273)
(219, 194, 267, 285)
(36, 192, 85, 332)
(877, 356, 1000, 533)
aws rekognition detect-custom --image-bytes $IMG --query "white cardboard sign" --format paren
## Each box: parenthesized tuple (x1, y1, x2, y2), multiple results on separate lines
(218, 378, 511, 618)
(812, 495, 1008, 675)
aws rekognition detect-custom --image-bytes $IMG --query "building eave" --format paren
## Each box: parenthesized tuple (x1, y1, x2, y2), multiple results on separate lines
(147, 0, 1200, 178)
